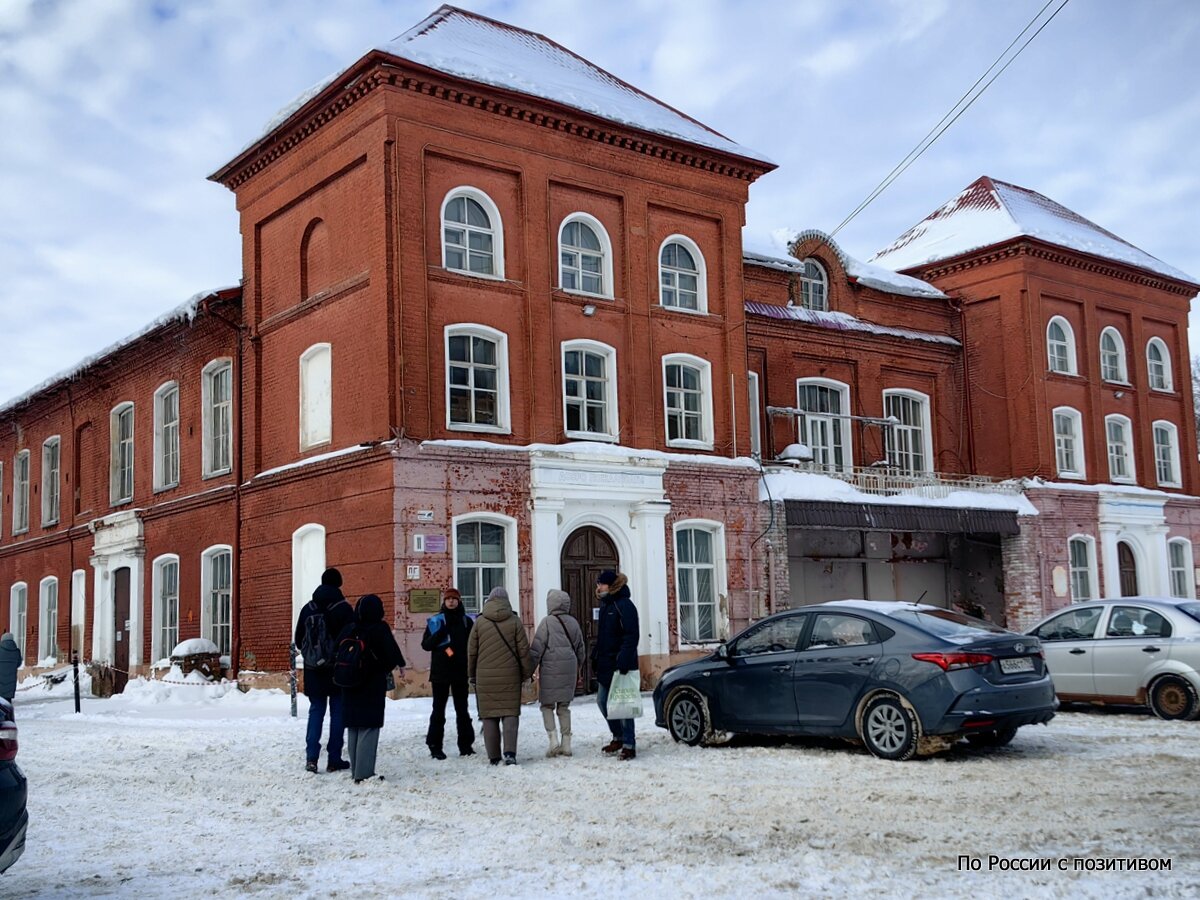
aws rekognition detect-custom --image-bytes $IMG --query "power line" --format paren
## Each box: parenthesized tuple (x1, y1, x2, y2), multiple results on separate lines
(829, 0, 1072, 240)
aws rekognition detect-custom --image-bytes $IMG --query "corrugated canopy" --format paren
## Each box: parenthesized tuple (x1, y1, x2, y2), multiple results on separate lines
(785, 500, 1020, 536)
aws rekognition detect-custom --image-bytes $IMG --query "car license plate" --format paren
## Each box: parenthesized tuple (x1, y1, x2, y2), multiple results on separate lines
(1000, 656, 1034, 674)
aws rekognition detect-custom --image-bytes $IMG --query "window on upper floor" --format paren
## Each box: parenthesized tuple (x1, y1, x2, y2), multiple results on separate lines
(453, 514, 517, 615)
(1067, 535, 1096, 601)
(1046, 317, 1077, 375)
(1153, 420, 1181, 487)
(1147, 338, 1173, 392)
(797, 378, 852, 472)
(8, 583, 26, 661)
(1104, 414, 1134, 483)
(300, 343, 332, 450)
(41, 436, 60, 526)
(1053, 407, 1084, 479)
(201, 546, 233, 657)
(559, 215, 612, 298)
(675, 521, 727, 644)
(663, 354, 714, 449)
(659, 236, 707, 314)
(798, 259, 828, 311)
(562, 340, 618, 441)
(1169, 538, 1193, 599)
(203, 360, 233, 477)
(442, 188, 504, 279)
(883, 389, 932, 475)
(12, 450, 29, 534)
(110, 402, 135, 504)
(445, 325, 510, 433)
(1099, 327, 1128, 383)
(38, 576, 58, 663)
(154, 382, 180, 491)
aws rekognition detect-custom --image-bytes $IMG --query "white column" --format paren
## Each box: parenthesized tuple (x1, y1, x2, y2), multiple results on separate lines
(630, 500, 671, 657)
(128, 553, 145, 668)
(1147, 525, 1171, 596)
(530, 498, 565, 624)
(90, 559, 108, 664)
(1099, 525, 1121, 599)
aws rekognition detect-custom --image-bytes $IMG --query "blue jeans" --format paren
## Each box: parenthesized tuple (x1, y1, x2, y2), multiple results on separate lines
(597, 679, 636, 748)
(306, 689, 345, 762)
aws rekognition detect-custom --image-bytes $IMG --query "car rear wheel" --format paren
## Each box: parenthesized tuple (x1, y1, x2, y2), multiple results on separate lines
(861, 695, 918, 761)
(667, 692, 706, 746)
(965, 726, 1018, 747)
(1148, 675, 1199, 720)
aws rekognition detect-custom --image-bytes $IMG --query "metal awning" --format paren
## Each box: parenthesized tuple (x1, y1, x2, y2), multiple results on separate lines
(784, 501, 1020, 536)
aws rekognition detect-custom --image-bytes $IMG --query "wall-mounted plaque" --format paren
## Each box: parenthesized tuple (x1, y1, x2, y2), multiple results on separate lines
(423, 534, 447, 553)
(409, 588, 442, 613)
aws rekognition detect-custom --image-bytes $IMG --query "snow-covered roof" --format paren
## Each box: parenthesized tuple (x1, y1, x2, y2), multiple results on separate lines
(870, 176, 1198, 285)
(0, 286, 240, 417)
(744, 300, 960, 347)
(251, 5, 772, 167)
(421, 439, 760, 469)
(759, 469, 1038, 515)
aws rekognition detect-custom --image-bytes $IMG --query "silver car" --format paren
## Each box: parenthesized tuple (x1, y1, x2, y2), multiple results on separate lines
(1027, 597, 1200, 719)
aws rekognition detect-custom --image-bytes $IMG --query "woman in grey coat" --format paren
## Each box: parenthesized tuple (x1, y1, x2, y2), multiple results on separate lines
(529, 589, 586, 757)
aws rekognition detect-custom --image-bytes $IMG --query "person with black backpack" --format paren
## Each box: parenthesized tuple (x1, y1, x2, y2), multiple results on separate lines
(294, 567, 355, 774)
(336, 593, 407, 784)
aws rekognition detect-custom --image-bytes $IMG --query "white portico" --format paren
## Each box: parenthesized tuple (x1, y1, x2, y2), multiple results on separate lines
(89, 509, 145, 667)
(1097, 492, 1170, 597)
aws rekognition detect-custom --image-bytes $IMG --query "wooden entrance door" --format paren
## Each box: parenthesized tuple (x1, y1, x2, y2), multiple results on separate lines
(113, 567, 130, 693)
(560, 527, 618, 693)
(1118, 542, 1139, 597)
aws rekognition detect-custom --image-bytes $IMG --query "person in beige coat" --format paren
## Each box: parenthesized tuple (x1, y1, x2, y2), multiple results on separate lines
(467, 586, 532, 765)
(529, 589, 586, 758)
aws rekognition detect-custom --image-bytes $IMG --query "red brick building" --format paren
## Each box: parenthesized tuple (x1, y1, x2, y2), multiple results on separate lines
(1, 7, 1197, 688)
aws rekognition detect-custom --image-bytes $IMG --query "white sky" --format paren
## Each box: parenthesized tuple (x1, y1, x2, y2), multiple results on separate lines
(1, 0, 1198, 404)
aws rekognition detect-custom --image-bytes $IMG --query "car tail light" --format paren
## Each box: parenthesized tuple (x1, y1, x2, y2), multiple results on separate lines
(0, 724, 16, 761)
(912, 651, 995, 671)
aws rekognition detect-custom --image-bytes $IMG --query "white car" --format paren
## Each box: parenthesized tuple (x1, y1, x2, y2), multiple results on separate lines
(1027, 597, 1200, 720)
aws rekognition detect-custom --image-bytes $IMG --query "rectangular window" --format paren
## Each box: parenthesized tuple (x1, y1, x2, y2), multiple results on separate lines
(665, 364, 703, 442)
(797, 383, 846, 471)
(157, 386, 180, 489)
(1054, 412, 1080, 476)
(42, 438, 61, 525)
(207, 364, 233, 475)
(13, 450, 30, 533)
(884, 393, 928, 475)
(10, 585, 27, 658)
(39, 580, 58, 661)
(1069, 538, 1093, 601)
(455, 521, 506, 614)
(1169, 542, 1190, 599)
(208, 551, 232, 656)
(160, 560, 179, 658)
(1106, 419, 1130, 481)
(448, 335, 499, 427)
(677, 528, 718, 642)
(564, 349, 609, 436)
(113, 406, 134, 503)
(1154, 425, 1178, 485)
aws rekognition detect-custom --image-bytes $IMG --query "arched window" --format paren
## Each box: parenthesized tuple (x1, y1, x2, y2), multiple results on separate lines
(109, 402, 135, 504)
(1046, 317, 1077, 375)
(452, 513, 518, 614)
(662, 354, 714, 449)
(153, 382, 180, 490)
(1052, 407, 1085, 478)
(562, 340, 619, 440)
(41, 436, 61, 526)
(201, 545, 233, 657)
(444, 324, 511, 433)
(796, 378, 853, 472)
(8, 583, 26, 662)
(1168, 538, 1193, 599)
(1104, 414, 1134, 483)
(441, 188, 504, 278)
(151, 554, 180, 663)
(1067, 535, 1096, 601)
(798, 259, 828, 311)
(12, 449, 30, 533)
(38, 576, 58, 662)
(558, 214, 612, 297)
(882, 389, 932, 475)
(1153, 420, 1181, 487)
(1147, 338, 1173, 391)
(1117, 541, 1139, 596)
(292, 524, 326, 631)
(1099, 327, 1128, 383)
(300, 343, 332, 449)
(674, 520, 728, 644)
(659, 236, 707, 313)
(202, 359, 233, 477)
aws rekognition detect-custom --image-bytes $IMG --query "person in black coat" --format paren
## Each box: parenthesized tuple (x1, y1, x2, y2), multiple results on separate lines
(293, 568, 355, 773)
(340, 593, 407, 783)
(591, 570, 640, 760)
(420, 587, 475, 760)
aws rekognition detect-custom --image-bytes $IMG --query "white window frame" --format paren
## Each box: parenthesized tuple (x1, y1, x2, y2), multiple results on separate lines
(299, 343, 333, 450)
(796, 377, 853, 473)
(202, 359, 233, 478)
(1146, 338, 1173, 392)
(882, 389, 933, 475)
(1104, 414, 1135, 484)
(38, 575, 58, 662)
(557, 213, 613, 299)
(1052, 406, 1085, 479)
(1168, 538, 1194, 599)
(1046, 316, 1077, 375)
(151, 554, 181, 663)
(662, 353, 715, 450)
(673, 519, 728, 646)
(1067, 535, 1097, 602)
(561, 339, 619, 441)
(658, 235, 708, 315)
(12, 449, 30, 534)
(1153, 420, 1182, 488)
(153, 381, 180, 491)
(444, 324, 511, 434)
(110, 402, 135, 504)
(200, 545, 233, 657)
(451, 512, 519, 615)
(1099, 327, 1129, 384)
(41, 436, 61, 527)
(440, 187, 505, 280)
(798, 258, 828, 311)
(291, 523, 327, 633)
(8, 583, 26, 662)
(748, 371, 762, 460)
(71, 568, 86, 655)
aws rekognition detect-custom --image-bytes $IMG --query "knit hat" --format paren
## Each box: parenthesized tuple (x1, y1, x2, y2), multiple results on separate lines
(596, 570, 618, 586)
(321, 567, 343, 588)
(444, 587, 461, 600)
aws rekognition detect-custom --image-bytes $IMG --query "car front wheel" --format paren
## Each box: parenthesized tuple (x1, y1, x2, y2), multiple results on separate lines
(667, 692, 706, 746)
(1148, 675, 1199, 720)
(861, 695, 918, 761)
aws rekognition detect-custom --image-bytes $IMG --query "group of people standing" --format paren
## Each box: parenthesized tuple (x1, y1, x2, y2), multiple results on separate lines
(296, 567, 641, 779)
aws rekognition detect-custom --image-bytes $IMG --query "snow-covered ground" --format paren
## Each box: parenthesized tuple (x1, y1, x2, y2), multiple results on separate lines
(5, 677, 1199, 898)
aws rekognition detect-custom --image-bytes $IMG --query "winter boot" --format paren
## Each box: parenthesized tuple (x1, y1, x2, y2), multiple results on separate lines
(546, 728, 561, 758)
(559, 732, 572, 757)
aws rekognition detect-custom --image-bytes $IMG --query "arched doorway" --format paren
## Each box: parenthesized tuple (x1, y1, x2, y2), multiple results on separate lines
(1117, 541, 1139, 597)
(560, 526, 618, 693)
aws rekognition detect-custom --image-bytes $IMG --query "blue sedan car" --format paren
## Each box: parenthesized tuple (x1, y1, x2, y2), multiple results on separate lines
(653, 600, 1057, 760)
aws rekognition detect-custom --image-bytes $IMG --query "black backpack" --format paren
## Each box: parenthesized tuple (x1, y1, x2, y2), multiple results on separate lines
(299, 600, 339, 668)
(333, 629, 372, 689)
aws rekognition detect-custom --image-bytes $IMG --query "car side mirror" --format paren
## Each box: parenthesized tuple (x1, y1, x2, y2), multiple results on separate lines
(716, 642, 731, 662)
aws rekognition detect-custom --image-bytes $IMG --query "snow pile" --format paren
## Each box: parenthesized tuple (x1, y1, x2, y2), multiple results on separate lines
(117, 672, 242, 705)
(744, 300, 960, 346)
(744, 244, 948, 300)
(760, 468, 1038, 515)
(14, 665, 92, 700)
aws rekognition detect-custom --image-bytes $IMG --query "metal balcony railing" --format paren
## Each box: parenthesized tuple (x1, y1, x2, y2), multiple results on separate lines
(773, 461, 1025, 498)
